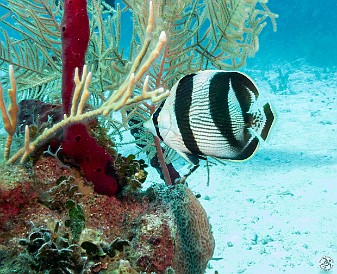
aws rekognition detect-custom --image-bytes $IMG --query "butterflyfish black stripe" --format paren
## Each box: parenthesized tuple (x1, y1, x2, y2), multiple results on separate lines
(174, 73, 203, 155)
(261, 103, 274, 140)
(229, 72, 258, 125)
(152, 100, 165, 141)
(209, 72, 242, 150)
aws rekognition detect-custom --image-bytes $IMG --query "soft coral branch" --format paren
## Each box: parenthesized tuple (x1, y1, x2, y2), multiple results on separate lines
(0, 65, 18, 160)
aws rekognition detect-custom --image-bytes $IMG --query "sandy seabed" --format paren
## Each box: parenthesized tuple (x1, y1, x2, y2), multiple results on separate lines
(146, 63, 337, 274)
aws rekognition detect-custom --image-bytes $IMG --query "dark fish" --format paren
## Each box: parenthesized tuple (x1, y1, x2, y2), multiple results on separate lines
(144, 70, 275, 167)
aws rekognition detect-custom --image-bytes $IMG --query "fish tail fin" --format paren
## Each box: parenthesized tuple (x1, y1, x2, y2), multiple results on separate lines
(249, 102, 275, 141)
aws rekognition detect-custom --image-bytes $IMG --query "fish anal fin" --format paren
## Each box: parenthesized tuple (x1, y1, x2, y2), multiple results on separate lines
(235, 137, 259, 160)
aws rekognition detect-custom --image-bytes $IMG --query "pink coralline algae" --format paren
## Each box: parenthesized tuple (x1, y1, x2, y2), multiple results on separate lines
(0, 168, 37, 231)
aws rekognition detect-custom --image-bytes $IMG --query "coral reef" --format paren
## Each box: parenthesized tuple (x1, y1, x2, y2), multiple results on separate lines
(0, 156, 214, 273)
(18, 223, 86, 273)
(16, 100, 63, 138)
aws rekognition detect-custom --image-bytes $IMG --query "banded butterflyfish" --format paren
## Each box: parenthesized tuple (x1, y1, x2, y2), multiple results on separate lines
(144, 70, 275, 179)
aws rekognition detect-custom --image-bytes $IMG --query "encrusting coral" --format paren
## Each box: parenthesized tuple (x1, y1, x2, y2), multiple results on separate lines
(169, 185, 215, 273)
(0, 155, 214, 273)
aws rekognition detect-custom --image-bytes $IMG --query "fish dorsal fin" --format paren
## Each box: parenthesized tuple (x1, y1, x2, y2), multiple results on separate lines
(229, 72, 258, 115)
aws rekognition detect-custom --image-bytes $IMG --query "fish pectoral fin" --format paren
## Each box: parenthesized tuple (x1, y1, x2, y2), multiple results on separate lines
(176, 150, 200, 166)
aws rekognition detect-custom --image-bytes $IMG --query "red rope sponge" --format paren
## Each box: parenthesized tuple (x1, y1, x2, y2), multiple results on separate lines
(61, 0, 118, 196)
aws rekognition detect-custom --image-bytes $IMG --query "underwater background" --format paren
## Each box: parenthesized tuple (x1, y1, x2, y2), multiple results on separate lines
(0, 0, 337, 273)
(249, 0, 337, 67)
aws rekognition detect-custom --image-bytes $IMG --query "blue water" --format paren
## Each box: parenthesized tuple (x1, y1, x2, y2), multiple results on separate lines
(255, 0, 337, 67)
(1, 1, 335, 66)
